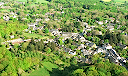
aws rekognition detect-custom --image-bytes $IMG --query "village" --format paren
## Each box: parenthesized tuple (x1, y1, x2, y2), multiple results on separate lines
(3, 17, 127, 70)
(1, 1, 127, 69)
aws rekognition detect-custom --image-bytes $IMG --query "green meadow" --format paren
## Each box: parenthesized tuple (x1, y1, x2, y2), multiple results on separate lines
(16, 0, 48, 3)
(29, 62, 58, 76)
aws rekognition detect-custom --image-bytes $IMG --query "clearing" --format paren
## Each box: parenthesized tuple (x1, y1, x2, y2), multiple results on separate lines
(29, 67, 50, 76)
(23, 33, 49, 39)
(102, 0, 111, 2)
(16, 0, 48, 3)
(29, 62, 58, 76)
(102, 0, 127, 2)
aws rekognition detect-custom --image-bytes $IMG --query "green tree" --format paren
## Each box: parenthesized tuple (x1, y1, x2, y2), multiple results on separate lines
(45, 28, 49, 33)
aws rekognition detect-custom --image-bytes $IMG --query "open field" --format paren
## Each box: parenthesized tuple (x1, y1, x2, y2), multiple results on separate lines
(15, 0, 48, 3)
(42, 62, 58, 71)
(115, 0, 127, 3)
(29, 68, 50, 76)
(102, 0, 127, 2)
(102, 0, 111, 2)
(23, 33, 49, 39)
(29, 62, 58, 76)
(36, 0, 48, 3)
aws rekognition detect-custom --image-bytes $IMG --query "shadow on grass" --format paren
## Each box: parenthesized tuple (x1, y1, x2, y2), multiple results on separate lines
(49, 63, 90, 76)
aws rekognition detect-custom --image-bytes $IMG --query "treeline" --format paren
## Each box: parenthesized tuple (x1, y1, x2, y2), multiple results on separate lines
(0, 19, 27, 40)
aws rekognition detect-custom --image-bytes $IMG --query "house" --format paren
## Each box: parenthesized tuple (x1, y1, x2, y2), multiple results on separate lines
(108, 49, 121, 60)
(103, 43, 112, 49)
(45, 18, 50, 21)
(45, 12, 50, 15)
(36, 18, 42, 22)
(22, 18, 27, 20)
(71, 33, 78, 39)
(64, 48, 76, 55)
(69, 51, 76, 55)
(109, 56, 119, 63)
(109, 17, 115, 22)
(61, 32, 72, 37)
(82, 49, 93, 56)
(0, 2, 4, 6)
(10, 35, 14, 39)
(86, 28, 92, 31)
(75, 35, 86, 42)
(3, 15, 9, 21)
(77, 44, 85, 50)
(117, 25, 121, 29)
(107, 26, 114, 31)
(88, 43, 97, 48)
(96, 21, 103, 25)
(82, 22, 88, 28)
(49, 29, 60, 36)
(64, 48, 72, 53)
(105, 20, 108, 24)
(61, 11, 64, 14)
(12, 15, 17, 18)
(79, 36, 86, 42)
(117, 43, 127, 49)
(96, 47, 106, 54)
(28, 23, 36, 30)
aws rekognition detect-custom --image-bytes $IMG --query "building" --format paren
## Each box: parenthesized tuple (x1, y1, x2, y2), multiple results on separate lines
(103, 43, 112, 49)
(96, 21, 103, 25)
(3, 15, 10, 21)
(10, 35, 14, 39)
(28, 23, 36, 30)
(69, 51, 76, 55)
(109, 17, 115, 22)
(0, 2, 4, 6)
(49, 29, 60, 36)
(88, 43, 97, 48)
(107, 26, 114, 31)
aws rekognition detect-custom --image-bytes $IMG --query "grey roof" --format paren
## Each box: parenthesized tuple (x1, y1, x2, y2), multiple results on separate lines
(88, 43, 95, 47)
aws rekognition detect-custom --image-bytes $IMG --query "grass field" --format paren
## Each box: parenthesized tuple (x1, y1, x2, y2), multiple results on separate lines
(42, 62, 58, 71)
(102, 0, 111, 2)
(115, 0, 127, 3)
(23, 33, 49, 39)
(16, 0, 48, 3)
(102, 0, 127, 2)
(29, 68, 50, 76)
(29, 62, 58, 76)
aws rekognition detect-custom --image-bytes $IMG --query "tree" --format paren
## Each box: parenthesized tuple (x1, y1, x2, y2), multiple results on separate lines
(45, 28, 49, 33)
(44, 47, 51, 53)
(58, 39, 63, 45)
(0, 64, 4, 71)
(21, 42, 29, 51)
(32, 0, 36, 2)
(47, 0, 52, 2)
(1, 71, 8, 76)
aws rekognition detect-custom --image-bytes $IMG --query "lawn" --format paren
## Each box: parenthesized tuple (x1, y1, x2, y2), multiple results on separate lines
(29, 67, 50, 76)
(23, 33, 49, 39)
(36, 0, 48, 3)
(102, 0, 111, 2)
(42, 62, 58, 71)
(16, 0, 48, 3)
(29, 62, 58, 76)
(115, 0, 127, 3)
(102, 0, 127, 2)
